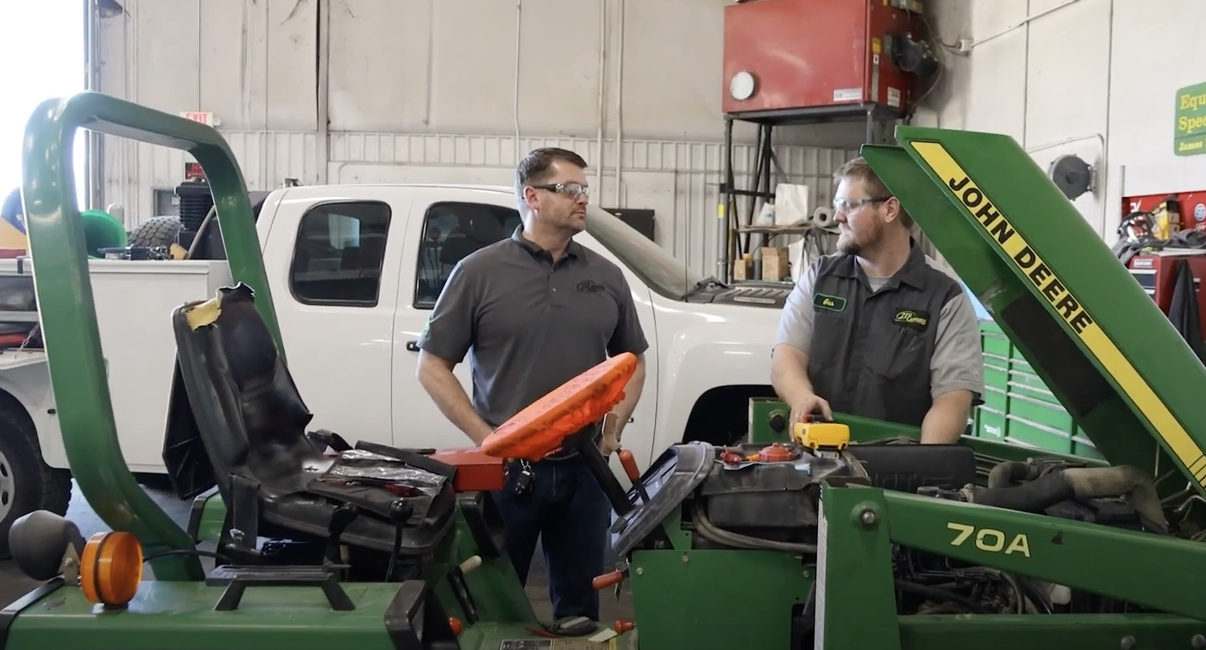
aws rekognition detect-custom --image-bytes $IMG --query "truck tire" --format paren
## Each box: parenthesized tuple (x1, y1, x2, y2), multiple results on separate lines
(0, 400, 72, 559)
(128, 215, 184, 248)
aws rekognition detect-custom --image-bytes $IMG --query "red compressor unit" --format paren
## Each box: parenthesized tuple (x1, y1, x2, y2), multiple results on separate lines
(722, 0, 937, 118)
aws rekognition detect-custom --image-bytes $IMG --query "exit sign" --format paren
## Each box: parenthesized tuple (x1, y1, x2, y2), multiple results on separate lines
(179, 111, 217, 127)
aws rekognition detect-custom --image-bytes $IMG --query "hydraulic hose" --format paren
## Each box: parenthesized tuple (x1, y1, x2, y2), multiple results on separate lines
(966, 466, 1168, 534)
(689, 501, 818, 555)
(986, 461, 1041, 489)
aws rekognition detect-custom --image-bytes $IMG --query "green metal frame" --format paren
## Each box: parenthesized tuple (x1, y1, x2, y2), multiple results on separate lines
(20, 92, 284, 579)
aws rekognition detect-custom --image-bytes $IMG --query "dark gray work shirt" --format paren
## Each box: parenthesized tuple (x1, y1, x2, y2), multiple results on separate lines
(418, 226, 649, 458)
(775, 241, 985, 427)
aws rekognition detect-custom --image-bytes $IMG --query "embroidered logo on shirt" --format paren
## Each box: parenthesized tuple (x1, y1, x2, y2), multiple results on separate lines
(893, 308, 930, 330)
(813, 293, 847, 312)
(577, 280, 606, 293)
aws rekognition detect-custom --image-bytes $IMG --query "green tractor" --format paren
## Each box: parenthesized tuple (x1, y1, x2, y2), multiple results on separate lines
(6, 91, 1206, 650)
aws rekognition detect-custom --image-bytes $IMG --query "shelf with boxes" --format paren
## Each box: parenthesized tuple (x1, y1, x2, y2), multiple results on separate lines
(732, 243, 793, 283)
(718, 0, 940, 284)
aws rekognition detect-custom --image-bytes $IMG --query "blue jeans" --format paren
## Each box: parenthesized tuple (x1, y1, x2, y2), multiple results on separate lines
(491, 456, 611, 621)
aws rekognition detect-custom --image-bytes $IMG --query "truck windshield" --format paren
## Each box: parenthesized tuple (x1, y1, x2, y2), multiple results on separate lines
(584, 205, 709, 300)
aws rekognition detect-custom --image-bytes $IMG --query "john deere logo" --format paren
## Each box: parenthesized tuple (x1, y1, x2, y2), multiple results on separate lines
(893, 308, 929, 330)
(813, 293, 847, 312)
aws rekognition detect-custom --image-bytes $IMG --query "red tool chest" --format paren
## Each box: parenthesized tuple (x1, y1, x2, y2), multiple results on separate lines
(721, 0, 925, 115)
(1128, 253, 1206, 338)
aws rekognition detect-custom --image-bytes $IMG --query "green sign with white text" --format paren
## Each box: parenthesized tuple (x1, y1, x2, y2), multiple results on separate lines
(1175, 82, 1206, 156)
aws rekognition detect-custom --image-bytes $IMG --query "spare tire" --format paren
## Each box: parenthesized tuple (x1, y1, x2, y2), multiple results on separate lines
(128, 215, 183, 248)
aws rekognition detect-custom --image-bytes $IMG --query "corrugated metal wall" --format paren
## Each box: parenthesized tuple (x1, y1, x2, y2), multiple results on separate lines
(105, 132, 856, 279)
(922, 0, 1206, 239)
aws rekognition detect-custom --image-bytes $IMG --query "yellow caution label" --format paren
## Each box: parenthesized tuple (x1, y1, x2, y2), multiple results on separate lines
(910, 140, 1206, 486)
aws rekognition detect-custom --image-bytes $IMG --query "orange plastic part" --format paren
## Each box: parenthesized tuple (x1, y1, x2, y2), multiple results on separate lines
(481, 352, 638, 461)
(757, 443, 798, 463)
(592, 570, 625, 590)
(80, 531, 143, 607)
(427, 448, 506, 492)
(449, 617, 464, 636)
(618, 449, 640, 481)
(614, 620, 636, 633)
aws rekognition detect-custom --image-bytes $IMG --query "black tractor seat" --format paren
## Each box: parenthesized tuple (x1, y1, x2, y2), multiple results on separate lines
(166, 282, 456, 563)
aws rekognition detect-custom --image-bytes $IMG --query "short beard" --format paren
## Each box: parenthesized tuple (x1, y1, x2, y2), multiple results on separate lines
(838, 236, 861, 256)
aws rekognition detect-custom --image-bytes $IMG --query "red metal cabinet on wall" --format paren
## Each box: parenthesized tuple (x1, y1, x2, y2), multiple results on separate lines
(1129, 253, 1206, 339)
(722, 0, 924, 116)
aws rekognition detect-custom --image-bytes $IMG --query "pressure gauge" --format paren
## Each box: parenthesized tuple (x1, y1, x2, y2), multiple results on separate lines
(729, 71, 757, 101)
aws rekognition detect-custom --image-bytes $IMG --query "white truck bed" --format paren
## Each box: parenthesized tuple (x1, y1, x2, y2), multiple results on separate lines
(0, 257, 232, 472)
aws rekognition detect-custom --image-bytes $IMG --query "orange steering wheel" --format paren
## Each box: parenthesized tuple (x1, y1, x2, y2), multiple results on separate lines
(481, 352, 638, 461)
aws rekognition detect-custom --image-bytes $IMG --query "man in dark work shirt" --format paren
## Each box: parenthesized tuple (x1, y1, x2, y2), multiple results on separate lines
(416, 147, 649, 628)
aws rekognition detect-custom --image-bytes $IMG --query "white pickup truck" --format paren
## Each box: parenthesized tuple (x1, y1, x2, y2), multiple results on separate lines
(0, 182, 792, 556)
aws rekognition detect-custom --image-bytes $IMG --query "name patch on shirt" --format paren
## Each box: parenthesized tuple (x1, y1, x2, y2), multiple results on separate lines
(893, 308, 930, 330)
(577, 280, 606, 293)
(813, 293, 847, 312)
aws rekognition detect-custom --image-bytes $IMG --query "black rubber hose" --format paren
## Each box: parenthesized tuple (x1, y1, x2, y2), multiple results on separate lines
(967, 470, 1073, 512)
(894, 580, 992, 614)
(1015, 576, 1054, 614)
(1062, 466, 1168, 534)
(967, 466, 1169, 534)
(690, 501, 818, 554)
(987, 461, 1041, 489)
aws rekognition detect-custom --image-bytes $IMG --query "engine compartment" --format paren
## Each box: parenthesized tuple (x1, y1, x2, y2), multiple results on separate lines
(616, 435, 1169, 620)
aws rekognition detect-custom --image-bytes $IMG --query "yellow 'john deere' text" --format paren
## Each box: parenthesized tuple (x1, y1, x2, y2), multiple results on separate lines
(944, 175, 1094, 334)
(947, 522, 1031, 558)
(909, 141, 1206, 487)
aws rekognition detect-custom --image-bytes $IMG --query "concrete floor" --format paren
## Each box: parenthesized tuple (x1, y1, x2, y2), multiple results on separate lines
(0, 482, 635, 626)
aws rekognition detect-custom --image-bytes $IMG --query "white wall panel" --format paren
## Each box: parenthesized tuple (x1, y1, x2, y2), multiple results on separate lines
(96, 0, 782, 141)
(96, 0, 860, 274)
(921, 0, 1206, 239)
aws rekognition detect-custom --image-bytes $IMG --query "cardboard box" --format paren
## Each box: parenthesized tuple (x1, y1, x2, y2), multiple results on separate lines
(733, 255, 755, 281)
(761, 247, 790, 281)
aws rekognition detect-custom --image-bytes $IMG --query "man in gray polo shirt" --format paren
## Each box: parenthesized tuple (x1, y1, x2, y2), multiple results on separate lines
(416, 147, 648, 628)
(771, 156, 984, 443)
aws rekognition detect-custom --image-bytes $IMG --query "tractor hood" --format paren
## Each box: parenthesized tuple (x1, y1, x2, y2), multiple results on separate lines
(864, 126, 1206, 498)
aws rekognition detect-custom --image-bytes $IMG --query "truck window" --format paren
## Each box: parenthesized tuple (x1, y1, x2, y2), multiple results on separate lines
(414, 201, 517, 308)
(289, 201, 392, 306)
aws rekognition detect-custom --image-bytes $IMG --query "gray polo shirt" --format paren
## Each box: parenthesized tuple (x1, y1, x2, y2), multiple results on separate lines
(418, 226, 649, 457)
(774, 241, 984, 427)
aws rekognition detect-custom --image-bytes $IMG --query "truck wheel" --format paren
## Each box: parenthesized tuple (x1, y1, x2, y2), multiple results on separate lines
(0, 400, 72, 559)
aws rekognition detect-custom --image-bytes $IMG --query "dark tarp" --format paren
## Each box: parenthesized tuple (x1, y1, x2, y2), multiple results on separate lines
(1168, 258, 1206, 364)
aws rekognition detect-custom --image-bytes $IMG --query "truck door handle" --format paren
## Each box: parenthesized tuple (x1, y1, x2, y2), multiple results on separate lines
(405, 341, 420, 353)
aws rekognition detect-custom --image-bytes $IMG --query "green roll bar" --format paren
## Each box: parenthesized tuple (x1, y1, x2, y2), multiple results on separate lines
(20, 91, 285, 580)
